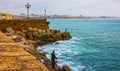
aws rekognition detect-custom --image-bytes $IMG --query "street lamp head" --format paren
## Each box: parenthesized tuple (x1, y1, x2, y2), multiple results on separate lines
(25, 3, 31, 8)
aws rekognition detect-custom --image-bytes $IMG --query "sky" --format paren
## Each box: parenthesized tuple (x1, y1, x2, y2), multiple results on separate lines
(0, 0, 120, 17)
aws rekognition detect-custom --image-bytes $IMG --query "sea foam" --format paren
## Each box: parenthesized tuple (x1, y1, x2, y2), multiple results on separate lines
(37, 37, 87, 71)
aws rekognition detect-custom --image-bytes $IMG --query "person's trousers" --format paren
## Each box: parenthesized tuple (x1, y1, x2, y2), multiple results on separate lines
(52, 60, 55, 68)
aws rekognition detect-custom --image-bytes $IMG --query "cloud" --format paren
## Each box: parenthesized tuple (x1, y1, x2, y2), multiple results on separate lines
(0, 0, 120, 16)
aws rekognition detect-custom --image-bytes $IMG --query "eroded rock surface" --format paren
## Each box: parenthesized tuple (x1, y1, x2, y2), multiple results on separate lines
(0, 31, 49, 71)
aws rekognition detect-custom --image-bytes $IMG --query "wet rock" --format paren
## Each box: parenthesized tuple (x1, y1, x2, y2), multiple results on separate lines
(42, 52, 46, 57)
(54, 42, 59, 45)
(62, 65, 71, 71)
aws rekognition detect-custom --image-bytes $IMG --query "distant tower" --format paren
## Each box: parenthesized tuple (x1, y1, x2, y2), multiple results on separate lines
(44, 9, 46, 17)
(25, 3, 31, 19)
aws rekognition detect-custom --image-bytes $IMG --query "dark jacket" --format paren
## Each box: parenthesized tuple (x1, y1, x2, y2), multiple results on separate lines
(51, 52, 57, 61)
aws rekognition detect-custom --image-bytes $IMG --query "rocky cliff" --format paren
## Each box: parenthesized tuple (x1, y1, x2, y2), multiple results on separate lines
(0, 31, 49, 71)
(0, 19, 71, 71)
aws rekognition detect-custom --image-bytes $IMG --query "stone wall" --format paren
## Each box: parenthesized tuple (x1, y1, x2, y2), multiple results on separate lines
(0, 19, 49, 32)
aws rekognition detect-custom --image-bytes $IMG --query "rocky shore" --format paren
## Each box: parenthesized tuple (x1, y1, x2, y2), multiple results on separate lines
(0, 31, 49, 71)
(0, 19, 71, 71)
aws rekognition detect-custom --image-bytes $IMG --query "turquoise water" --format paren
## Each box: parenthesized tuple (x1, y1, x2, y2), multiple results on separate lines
(37, 18, 120, 71)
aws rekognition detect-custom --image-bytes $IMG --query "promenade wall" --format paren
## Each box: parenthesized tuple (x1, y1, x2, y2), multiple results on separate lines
(0, 19, 49, 31)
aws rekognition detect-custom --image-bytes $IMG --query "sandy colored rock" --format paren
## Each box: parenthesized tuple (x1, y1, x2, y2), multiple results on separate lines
(0, 31, 49, 71)
(43, 30, 46, 33)
(28, 27, 34, 32)
(0, 31, 14, 43)
(38, 29, 43, 34)
(33, 28, 38, 32)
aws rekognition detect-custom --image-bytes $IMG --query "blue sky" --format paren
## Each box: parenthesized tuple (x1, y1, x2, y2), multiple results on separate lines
(0, 0, 120, 16)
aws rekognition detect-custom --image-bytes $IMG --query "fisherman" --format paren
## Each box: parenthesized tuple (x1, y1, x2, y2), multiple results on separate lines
(51, 50, 57, 68)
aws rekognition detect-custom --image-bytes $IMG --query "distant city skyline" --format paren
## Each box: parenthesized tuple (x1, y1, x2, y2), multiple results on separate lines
(0, 0, 120, 17)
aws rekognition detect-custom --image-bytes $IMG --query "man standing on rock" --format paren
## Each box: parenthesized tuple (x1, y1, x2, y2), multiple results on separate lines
(51, 50, 57, 69)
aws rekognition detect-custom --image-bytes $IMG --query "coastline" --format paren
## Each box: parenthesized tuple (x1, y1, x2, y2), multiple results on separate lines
(0, 19, 71, 71)
(18, 28, 71, 71)
(0, 31, 49, 71)
(13, 28, 71, 71)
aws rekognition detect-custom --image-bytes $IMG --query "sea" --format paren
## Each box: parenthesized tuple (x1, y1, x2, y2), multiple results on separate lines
(37, 18, 120, 71)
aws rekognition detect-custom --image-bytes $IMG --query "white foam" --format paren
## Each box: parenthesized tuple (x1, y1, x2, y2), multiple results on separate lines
(37, 37, 89, 71)
(89, 66, 96, 71)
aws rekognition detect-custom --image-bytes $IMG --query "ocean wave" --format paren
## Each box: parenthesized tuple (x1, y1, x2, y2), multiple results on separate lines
(37, 36, 102, 71)
(37, 37, 89, 71)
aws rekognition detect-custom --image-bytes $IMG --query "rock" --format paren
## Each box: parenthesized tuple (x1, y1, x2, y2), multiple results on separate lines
(38, 29, 43, 34)
(42, 52, 46, 56)
(27, 40, 36, 45)
(62, 65, 71, 71)
(55, 66, 63, 71)
(25, 32, 33, 40)
(50, 29, 56, 34)
(16, 31, 25, 37)
(54, 42, 59, 45)
(55, 30, 60, 34)
(53, 33, 62, 41)
(33, 32, 39, 39)
(35, 40, 44, 46)
(28, 27, 33, 32)
(53, 32, 71, 41)
(37, 33, 56, 44)
(6, 27, 14, 34)
(12, 35, 22, 42)
(33, 28, 38, 32)
(22, 30, 27, 33)
(62, 32, 71, 39)
(46, 29, 51, 33)
(42, 30, 46, 33)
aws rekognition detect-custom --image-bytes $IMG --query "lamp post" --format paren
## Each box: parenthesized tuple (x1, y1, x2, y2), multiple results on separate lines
(44, 9, 47, 18)
(25, 3, 31, 19)
(44, 9, 46, 17)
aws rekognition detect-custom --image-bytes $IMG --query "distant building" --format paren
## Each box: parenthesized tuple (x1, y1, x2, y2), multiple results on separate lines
(12, 15, 27, 20)
(0, 13, 12, 20)
(20, 13, 26, 17)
